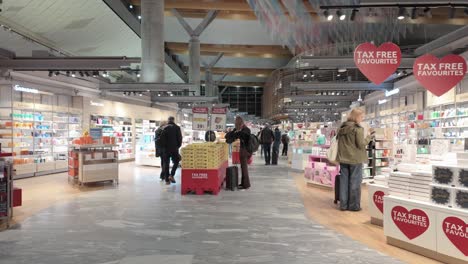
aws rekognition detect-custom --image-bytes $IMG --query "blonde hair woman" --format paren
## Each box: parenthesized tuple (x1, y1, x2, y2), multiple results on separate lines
(336, 108, 374, 211)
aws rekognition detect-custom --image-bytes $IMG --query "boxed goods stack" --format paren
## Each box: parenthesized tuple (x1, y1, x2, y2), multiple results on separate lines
(181, 142, 228, 169)
(180, 142, 229, 195)
(429, 164, 468, 209)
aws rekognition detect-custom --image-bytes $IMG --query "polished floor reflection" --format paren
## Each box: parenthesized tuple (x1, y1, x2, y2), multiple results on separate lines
(0, 158, 403, 264)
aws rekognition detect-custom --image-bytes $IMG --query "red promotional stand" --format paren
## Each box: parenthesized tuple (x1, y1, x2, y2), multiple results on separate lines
(180, 142, 229, 195)
(181, 160, 228, 195)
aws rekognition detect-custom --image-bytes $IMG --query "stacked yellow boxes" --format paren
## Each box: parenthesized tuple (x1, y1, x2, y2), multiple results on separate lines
(232, 140, 241, 152)
(181, 142, 228, 169)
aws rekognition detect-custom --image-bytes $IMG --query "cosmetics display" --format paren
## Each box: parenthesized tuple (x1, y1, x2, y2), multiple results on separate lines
(90, 115, 133, 160)
(0, 85, 82, 178)
(135, 119, 160, 167)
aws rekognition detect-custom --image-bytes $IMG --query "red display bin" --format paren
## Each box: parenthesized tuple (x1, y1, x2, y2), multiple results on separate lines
(181, 161, 228, 195)
(13, 187, 22, 207)
(231, 151, 253, 165)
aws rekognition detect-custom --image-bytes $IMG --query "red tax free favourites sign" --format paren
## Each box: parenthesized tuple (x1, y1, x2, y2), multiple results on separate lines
(192, 107, 209, 114)
(413, 54, 467, 97)
(373, 191, 384, 213)
(443, 216, 468, 256)
(211, 107, 227, 114)
(391, 206, 430, 240)
(354, 42, 401, 85)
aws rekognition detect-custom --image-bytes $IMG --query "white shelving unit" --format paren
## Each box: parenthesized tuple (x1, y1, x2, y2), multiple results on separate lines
(0, 85, 83, 179)
(90, 115, 134, 161)
(135, 119, 160, 167)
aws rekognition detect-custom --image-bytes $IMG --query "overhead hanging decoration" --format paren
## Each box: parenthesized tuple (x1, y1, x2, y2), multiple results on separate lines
(413, 54, 467, 97)
(354, 42, 402, 85)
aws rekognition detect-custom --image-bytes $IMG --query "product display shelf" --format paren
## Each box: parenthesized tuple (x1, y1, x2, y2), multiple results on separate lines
(367, 138, 393, 178)
(135, 119, 160, 167)
(304, 145, 339, 189)
(69, 144, 119, 185)
(90, 115, 134, 161)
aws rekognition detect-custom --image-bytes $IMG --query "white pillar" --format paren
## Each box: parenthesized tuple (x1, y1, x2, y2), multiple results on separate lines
(141, 0, 165, 101)
(189, 36, 201, 96)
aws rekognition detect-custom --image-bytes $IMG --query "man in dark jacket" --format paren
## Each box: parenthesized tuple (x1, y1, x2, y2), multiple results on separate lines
(155, 121, 167, 181)
(272, 127, 282, 165)
(160, 116, 182, 185)
(260, 124, 275, 165)
(281, 133, 290, 156)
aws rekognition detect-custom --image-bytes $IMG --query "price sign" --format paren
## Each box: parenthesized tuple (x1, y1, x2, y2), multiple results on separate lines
(192, 107, 209, 131)
(210, 107, 227, 131)
(90, 128, 103, 140)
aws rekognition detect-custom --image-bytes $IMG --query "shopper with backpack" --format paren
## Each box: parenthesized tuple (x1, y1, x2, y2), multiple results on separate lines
(154, 121, 167, 181)
(281, 133, 290, 156)
(336, 108, 374, 211)
(260, 124, 275, 165)
(272, 127, 281, 165)
(160, 116, 182, 185)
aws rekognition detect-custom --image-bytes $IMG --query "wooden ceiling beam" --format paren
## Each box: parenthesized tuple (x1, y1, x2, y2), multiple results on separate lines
(131, 0, 253, 11)
(166, 42, 292, 58)
(164, 10, 257, 20)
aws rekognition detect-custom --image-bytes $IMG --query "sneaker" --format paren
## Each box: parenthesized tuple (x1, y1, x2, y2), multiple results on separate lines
(169, 176, 176, 184)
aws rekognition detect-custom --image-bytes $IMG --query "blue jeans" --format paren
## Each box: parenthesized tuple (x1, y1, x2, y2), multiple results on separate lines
(339, 163, 363, 211)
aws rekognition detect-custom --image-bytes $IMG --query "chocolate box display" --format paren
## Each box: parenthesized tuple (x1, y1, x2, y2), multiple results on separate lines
(432, 165, 457, 186)
(452, 187, 468, 210)
(456, 168, 468, 188)
(429, 184, 453, 207)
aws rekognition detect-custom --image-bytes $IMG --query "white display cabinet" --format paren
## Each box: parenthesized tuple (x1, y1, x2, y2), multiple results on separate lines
(384, 195, 468, 264)
(0, 84, 82, 178)
(90, 115, 134, 161)
(368, 184, 389, 226)
(135, 119, 161, 167)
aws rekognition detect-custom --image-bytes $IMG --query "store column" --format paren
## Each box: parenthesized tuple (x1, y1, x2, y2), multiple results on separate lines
(203, 53, 223, 97)
(171, 9, 218, 96)
(141, 0, 165, 102)
(189, 36, 201, 95)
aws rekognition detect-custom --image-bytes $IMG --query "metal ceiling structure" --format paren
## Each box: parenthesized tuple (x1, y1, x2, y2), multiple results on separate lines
(0, 0, 467, 119)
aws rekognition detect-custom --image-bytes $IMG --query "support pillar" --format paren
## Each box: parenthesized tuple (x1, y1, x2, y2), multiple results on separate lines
(189, 36, 201, 95)
(172, 9, 218, 97)
(141, 0, 165, 102)
(205, 69, 213, 96)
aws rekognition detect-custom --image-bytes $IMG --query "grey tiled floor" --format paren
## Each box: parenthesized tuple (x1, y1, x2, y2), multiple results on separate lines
(0, 157, 403, 264)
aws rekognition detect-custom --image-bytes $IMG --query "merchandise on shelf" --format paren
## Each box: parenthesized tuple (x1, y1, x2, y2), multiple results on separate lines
(135, 119, 160, 167)
(90, 115, 133, 160)
(181, 142, 228, 169)
(304, 145, 339, 188)
(68, 144, 119, 185)
(0, 86, 83, 177)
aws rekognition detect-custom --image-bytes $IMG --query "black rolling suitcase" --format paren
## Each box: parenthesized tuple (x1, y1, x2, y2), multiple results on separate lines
(226, 166, 239, 191)
(334, 174, 340, 204)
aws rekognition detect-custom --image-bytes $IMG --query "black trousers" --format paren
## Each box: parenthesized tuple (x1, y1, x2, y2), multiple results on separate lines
(162, 151, 180, 181)
(282, 143, 288, 156)
(240, 148, 251, 188)
(263, 143, 271, 164)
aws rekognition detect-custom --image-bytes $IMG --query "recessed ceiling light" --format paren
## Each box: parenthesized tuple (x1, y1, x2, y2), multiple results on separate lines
(397, 7, 406, 20)
(138, 15, 142, 20)
(337, 10, 346, 20)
